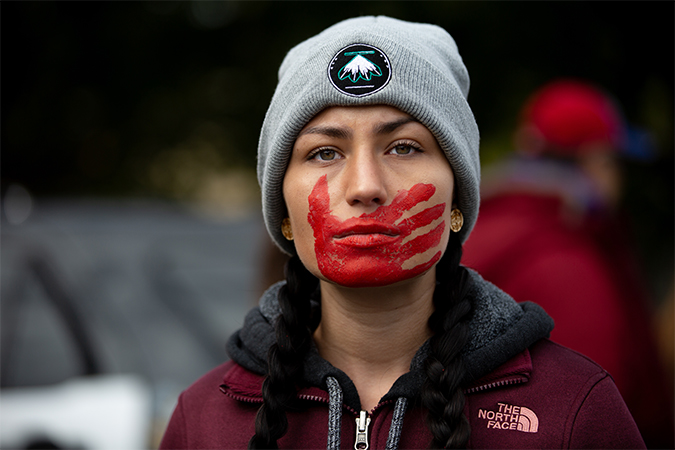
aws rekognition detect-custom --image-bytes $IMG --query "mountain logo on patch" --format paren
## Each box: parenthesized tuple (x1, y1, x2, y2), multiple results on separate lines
(328, 44, 391, 97)
(338, 54, 382, 83)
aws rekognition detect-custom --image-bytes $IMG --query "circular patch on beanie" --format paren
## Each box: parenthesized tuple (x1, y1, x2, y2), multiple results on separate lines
(328, 44, 391, 97)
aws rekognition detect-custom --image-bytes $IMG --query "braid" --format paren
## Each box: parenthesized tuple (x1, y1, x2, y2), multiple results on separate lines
(249, 255, 318, 449)
(421, 232, 474, 449)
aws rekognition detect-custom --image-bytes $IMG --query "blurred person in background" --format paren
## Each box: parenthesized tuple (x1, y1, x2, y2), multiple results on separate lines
(462, 79, 673, 447)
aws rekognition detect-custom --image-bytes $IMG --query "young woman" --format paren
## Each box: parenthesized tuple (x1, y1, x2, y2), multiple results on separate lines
(160, 16, 645, 449)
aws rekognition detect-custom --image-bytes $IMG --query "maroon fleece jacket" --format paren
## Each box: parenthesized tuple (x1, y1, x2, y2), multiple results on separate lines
(161, 271, 645, 449)
(161, 340, 644, 449)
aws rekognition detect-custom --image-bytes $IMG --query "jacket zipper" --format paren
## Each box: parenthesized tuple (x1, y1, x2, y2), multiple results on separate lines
(220, 387, 261, 403)
(354, 410, 371, 450)
(221, 390, 328, 405)
(352, 400, 393, 450)
(464, 375, 528, 394)
(220, 387, 359, 414)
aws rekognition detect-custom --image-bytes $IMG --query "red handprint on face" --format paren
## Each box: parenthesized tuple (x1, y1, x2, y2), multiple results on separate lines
(308, 175, 445, 287)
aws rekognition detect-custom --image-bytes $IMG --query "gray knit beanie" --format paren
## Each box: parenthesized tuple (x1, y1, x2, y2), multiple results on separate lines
(257, 16, 480, 255)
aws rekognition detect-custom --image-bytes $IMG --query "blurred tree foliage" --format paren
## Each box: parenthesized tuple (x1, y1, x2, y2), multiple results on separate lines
(2, 1, 673, 293)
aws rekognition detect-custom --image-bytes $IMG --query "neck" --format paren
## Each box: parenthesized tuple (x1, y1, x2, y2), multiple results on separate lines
(313, 268, 436, 411)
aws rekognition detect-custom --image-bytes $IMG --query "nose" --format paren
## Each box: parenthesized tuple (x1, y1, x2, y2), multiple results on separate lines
(343, 150, 388, 208)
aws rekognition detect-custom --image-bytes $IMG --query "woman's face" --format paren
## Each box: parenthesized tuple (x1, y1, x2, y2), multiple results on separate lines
(283, 105, 455, 288)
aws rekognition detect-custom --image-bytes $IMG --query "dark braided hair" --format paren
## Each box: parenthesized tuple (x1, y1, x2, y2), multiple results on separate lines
(421, 231, 474, 448)
(250, 232, 473, 449)
(249, 255, 319, 449)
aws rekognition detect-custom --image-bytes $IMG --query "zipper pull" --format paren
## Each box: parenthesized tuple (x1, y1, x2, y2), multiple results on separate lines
(354, 410, 371, 450)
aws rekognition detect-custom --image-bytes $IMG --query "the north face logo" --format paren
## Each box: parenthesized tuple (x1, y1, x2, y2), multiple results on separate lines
(478, 402, 539, 433)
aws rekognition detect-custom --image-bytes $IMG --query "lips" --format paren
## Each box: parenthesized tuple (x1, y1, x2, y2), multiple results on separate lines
(332, 219, 401, 248)
(308, 175, 445, 287)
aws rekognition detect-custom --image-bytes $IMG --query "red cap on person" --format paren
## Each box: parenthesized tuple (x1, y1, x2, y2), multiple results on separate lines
(517, 79, 627, 156)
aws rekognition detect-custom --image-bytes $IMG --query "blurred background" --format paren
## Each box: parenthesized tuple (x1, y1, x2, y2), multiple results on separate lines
(2, 2, 673, 449)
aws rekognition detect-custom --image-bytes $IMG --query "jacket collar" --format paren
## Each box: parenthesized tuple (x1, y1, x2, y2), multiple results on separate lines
(220, 348, 534, 404)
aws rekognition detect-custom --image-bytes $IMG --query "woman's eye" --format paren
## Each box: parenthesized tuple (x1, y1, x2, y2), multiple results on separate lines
(390, 144, 418, 155)
(312, 149, 339, 161)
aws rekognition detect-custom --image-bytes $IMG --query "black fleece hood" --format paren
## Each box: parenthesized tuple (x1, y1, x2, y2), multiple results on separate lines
(227, 268, 554, 412)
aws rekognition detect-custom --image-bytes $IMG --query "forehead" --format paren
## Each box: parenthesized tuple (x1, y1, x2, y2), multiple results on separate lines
(301, 105, 414, 129)
(295, 105, 434, 147)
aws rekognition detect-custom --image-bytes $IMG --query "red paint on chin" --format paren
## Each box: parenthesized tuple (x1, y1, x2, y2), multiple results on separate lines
(307, 175, 445, 288)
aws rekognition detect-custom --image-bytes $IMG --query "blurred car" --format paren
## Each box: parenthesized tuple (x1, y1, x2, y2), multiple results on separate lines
(1, 195, 263, 449)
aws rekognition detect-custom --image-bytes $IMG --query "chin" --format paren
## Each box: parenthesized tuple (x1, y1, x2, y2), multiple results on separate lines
(319, 251, 441, 288)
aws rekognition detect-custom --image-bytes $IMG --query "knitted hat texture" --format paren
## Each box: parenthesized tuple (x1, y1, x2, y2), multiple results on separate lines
(257, 16, 480, 255)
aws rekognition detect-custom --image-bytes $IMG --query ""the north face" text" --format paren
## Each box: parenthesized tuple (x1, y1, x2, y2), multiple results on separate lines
(477, 402, 539, 433)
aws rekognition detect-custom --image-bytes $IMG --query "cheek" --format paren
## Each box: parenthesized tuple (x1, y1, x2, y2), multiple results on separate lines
(293, 221, 320, 275)
(283, 180, 323, 276)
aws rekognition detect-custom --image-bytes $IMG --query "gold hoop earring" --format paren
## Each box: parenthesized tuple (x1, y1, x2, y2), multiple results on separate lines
(449, 208, 464, 233)
(281, 218, 294, 241)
